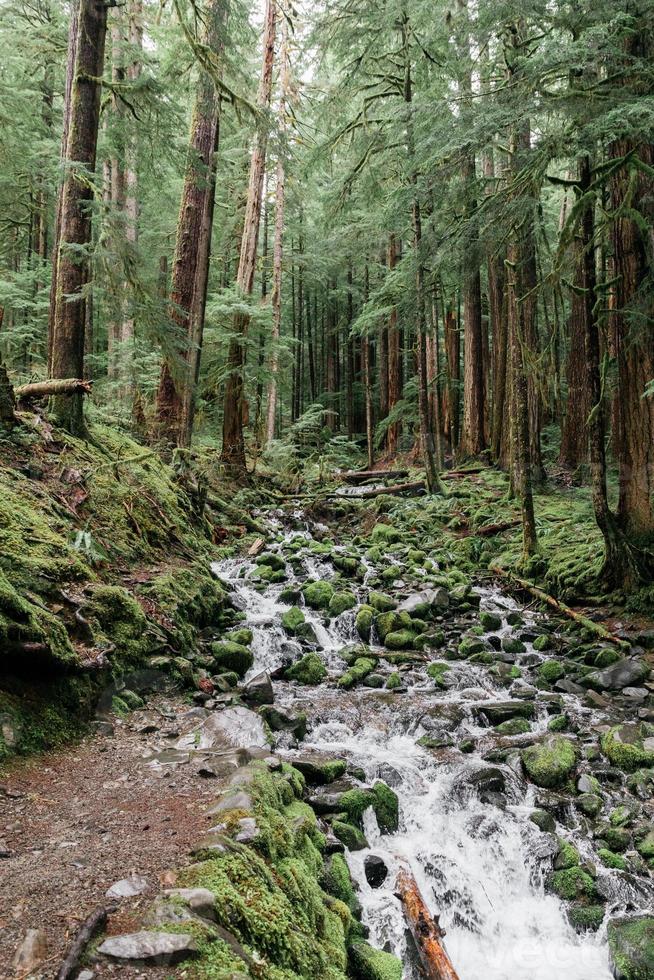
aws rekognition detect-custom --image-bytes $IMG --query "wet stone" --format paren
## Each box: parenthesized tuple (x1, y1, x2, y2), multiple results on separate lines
(97, 931, 199, 965)
(106, 874, 150, 899)
(364, 854, 389, 888)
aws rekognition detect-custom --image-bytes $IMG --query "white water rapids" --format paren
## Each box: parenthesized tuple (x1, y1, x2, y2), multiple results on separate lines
(212, 525, 639, 980)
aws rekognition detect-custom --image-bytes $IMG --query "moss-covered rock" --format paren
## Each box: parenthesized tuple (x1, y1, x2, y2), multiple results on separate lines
(332, 821, 368, 851)
(568, 904, 605, 933)
(496, 717, 531, 736)
(285, 652, 327, 686)
(367, 591, 397, 613)
(337, 658, 376, 690)
(211, 641, 254, 678)
(384, 630, 416, 651)
(601, 724, 654, 772)
(480, 611, 502, 631)
(458, 636, 486, 658)
(370, 524, 403, 545)
(538, 660, 565, 684)
(608, 917, 654, 980)
(386, 672, 402, 690)
(337, 783, 399, 835)
(355, 606, 374, 642)
(329, 591, 357, 617)
(548, 866, 599, 902)
(349, 941, 403, 980)
(303, 581, 335, 611)
(521, 735, 577, 788)
(533, 633, 554, 652)
(375, 611, 412, 642)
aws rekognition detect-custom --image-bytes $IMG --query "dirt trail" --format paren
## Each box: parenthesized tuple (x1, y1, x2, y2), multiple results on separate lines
(0, 696, 229, 979)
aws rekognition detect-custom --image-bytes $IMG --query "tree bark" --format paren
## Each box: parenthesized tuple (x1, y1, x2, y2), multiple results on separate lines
(387, 233, 402, 455)
(156, 0, 227, 449)
(396, 868, 460, 980)
(221, 0, 277, 471)
(49, 0, 108, 434)
(265, 0, 291, 446)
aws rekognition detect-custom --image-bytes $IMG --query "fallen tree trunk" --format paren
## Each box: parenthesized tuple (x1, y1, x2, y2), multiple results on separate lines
(336, 480, 426, 499)
(56, 905, 111, 980)
(340, 468, 410, 483)
(15, 378, 92, 401)
(490, 566, 631, 649)
(396, 868, 460, 980)
(473, 519, 521, 537)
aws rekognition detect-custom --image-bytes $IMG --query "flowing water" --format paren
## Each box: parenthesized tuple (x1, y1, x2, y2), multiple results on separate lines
(212, 516, 653, 980)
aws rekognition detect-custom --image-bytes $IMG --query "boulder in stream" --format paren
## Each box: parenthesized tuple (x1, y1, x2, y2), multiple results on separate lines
(241, 671, 274, 706)
(585, 659, 650, 692)
(608, 916, 654, 980)
(521, 735, 578, 788)
(364, 854, 388, 888)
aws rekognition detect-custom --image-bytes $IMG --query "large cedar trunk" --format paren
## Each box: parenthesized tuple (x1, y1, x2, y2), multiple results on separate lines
(443, 302, 460, 451)
(156, 0, 227, 449)
(49, 0, 108, 434)
(609, 30, 654, 540)
(221, 0, 276, 470)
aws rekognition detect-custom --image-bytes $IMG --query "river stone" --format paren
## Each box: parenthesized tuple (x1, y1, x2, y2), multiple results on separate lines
(292, 756, 347, 785)
(522, 736, 577, 789)
(177, 706, 268, 751)
(477, 701, 535, 725)
(601, 723, 654, 772)
(397, 588, 449, 616)
(12, 929, 48, 974)
(364, 854, 389, 888)
(106, 874, 150, 898)
(241, 672, 274, 706)
(586, 659, 650, 692)
(259, 705, 307, 740)
(608, 916, 654, 980)
(98, 931, 199, 965)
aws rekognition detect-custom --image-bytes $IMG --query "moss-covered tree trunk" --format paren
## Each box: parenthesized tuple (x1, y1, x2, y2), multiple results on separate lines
(386, 233, 402, 455)
(0, 362, 16, 429)
(49, 0, 108, 435)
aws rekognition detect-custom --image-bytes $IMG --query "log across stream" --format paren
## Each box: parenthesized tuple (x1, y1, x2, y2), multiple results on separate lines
(213, 511, 654, 980)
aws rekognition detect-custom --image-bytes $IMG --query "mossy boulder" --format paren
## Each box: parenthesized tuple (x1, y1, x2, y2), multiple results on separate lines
(533, 633, 554, 652)
(285, 652, 327, 685)
(375, 611, 412, 642)
(225, 627, 253, 647)
(502, 636, 526, 654)
(601, 724, 654, 772)
(384, 630, 416, 651)
(349, 941, 403, 980)
(521, 735, 577, 788)
(569, 904, 606, 933)
(458, 636, 486, 658)
(496, 717, 531, 736)
(548, 866, 599, 902)
(338, 783, 399, 835)
(293, 757, 347, 785)
(255, 552, 286, 572)
(211, 641, 254, 678)
(332, 820, 368, 851)
(370, 524, 403, 545)
(333, 555, 361, 578)
(302, 581, 335, 611)
(321, 852, 358, 912)
(427, 661, 450, 688)
(280, 607, 316, 642)
(355, 605, 374, 642)
(539, 660, 565, 684)
(338, 657, 376, 690)
(367, 591, 397, 613)
(329, 591, 357, 617)
(480, 611, 502, 631)
(608, 917, 654, 980)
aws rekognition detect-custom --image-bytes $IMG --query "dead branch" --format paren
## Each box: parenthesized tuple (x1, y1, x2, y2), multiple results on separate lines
(15, 378, 93, 401)
(340, 469, 410, 483)
(395, 867, 460, 980)
(56, 905, 112, 980)
(490, 566, 631, 649)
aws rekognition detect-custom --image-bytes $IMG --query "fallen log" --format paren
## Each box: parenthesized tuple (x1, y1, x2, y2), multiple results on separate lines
(56, 905, 111, 980)
(335, 480, 426, 499)
(340, 469, 409, 484)
(474, 519, 521, 537)
(396, 868, 460, 980)
(490, 566, 631, 649)
(15, 378, 92, 401)
(442, 467, 486, 478)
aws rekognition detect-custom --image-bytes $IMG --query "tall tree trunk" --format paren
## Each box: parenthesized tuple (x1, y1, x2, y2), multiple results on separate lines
(559, 235, 590, 471)
(387, 234, 402, 455)
(49, 0, 108, 434)
(156, 0, 227, 449)
(578, 155, 639, 587)
(120, 0, 143, 375)
(221, 0, 277, 471)
(444, 300, 460, 451)
(47, 0, 79, 376)
(363, 263, 375, 469)
(265, 0, 291, 446)
(609, 27, 654, 540)
(107, 7, 126, 382)
(346, 263, 355, 440)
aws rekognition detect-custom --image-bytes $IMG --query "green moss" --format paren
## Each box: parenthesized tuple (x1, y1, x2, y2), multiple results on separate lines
(599, 849, 627, 870)
(385, 672, 402, 690)
(331, 821, 368, 851)
(548, 714, 569, 733)
(496, 717, 531, 736)
(548, 867, 599, 902)
(286, 653, 327, 686)
(375, 611, 412, 642)
(337, 658, 376, 690)
(370, 782, 399, 834)
(211, 641, 254, 678)
(479, 611, 502, 631)
(568, 905, 605, 933)
(282, 607, 307, 634)
(370, 524, 403, 545)
(555, 839, 580, 870)
(226, 628, 253, 647)
(521, 736, 577, 788)
(458, 636, 486, 657)
(539, 660, 565, 684)
(608, 917, 654, 980)
(256, 553, 286, 572)
(355, 606, 374, 642)
(426, 661, 450, 688)
(349, 941, 403, 980)
(321, 853, 357, 910)
(328, 591, 357, 617)
(533, 634, 554, 651)
(303, 581, 335, 611)
(601, 725, 654, 772)
(384, 630, 415, 651)
(367, 592, 396, 613)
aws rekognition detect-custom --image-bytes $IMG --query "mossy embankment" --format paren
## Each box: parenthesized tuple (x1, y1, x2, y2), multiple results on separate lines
(0, 413, 250, 762)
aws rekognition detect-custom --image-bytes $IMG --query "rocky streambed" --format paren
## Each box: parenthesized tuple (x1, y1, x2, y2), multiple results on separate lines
(5, 500, 654, 980)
